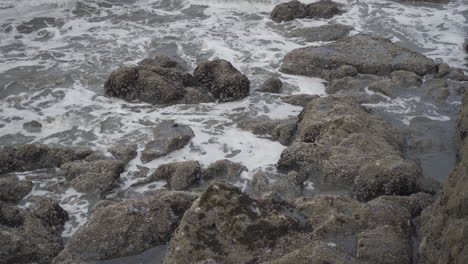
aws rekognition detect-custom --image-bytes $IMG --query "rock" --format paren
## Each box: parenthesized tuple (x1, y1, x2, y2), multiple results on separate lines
(164, 182, 432, 264)
(437, 63, 451, 78)
(56, 191, 197, 261)
(193, 59, 250, 102)
(252, 171, 303, 200)
(257, 77, 283, 93)
(270, 0, 307, 23)
(271, 0, 341, 23)
(22, 120, 42, 133)
(0, 199, 68, 264)
(421, 78, 449, 102)
(27, 197, 69, 235)
(281, 34, 435, 80)
(203, 160, 248, 183)
(141, 121, 195, 163)
(60, 160, 124, 194)
(0, 176, 32, 202)
(147, 161, 201, 190)
(281, 94, 320, 107)
(446, 67, 467, 82)
(397, 0, 449, 3)
(105, 57, 250, 105)
(288, 24, 352, 42)
(331, 64, 358, 79)
(0, 144, 92, 175)
(418, 89, 468, 264)
(277, 96, 420, 201)
(108, 144, 137, 164)
(238, 119, 297, 145)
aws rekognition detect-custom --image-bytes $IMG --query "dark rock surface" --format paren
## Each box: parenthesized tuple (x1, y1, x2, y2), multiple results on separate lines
(141, 121, 194, 163)
(238, 119, 297, 145)
(0, 144, 92, 175)
(22, 120, 42, 133)
(0, 176, 32, 202)
(145, 161, 201, 190)
(288, 24, 352, 42)
(108, 144, 137, 164)
(54, 191, 197, 262)
(418, 89, 468, 264)
(277, 96, 421, 201)
(0, 199, 68, 264)
(203, 159, 248, 183)
(105, 56, 250, 105)
(61, 160, 124, 194)
(281, 94, 320, 107)
(281, 34, 435, 80)
(163, 182, 432, 264)
(257, 77, 283, 93)
(271, 0, 342, 23)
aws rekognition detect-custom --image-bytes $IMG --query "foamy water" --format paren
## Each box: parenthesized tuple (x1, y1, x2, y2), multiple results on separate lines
(0, 0, 467, 237)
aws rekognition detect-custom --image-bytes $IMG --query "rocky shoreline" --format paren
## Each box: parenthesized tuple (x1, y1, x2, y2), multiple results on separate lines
(1, 0, 467, 264)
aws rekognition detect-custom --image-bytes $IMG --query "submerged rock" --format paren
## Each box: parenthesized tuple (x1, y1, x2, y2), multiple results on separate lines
(277, 96, 421, 201)
(281, 34, 435, 80)
(108, 144, 137, 164)
(0, 199, 68, 264)
(281, 94, 320, 107)
(60, 160, 124, 194)
(163, 182, 432, 264)
(105, 57, 250, 105)
(141, 121, 194, 163)
(0, 144, 92, 175)
(55, 191, 197, 262)
(145, 161, 201, 190)
(271, 0, 342, 23)
(0, 176, 32, 202)
(418, 89, 468, 264)
(288, 24, 352, 42)
(22, 120, 42, 133)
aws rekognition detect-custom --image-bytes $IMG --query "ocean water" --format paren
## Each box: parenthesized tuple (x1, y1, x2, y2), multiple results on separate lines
(0, 0, 467, 260)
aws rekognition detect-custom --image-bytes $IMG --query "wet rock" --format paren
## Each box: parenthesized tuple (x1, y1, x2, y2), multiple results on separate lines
(61, 160, 124, 194)
(238, 119, 297, 145)
(0, 144, 92, 175)
(281, 34, 435, 80)
(418, 89, 468, 264)
(288, 24, 352, 42)
(193, 59, 250, 102)
(328, 74, 385, 103)
(108, 144, 137, 164)
(105, 57, 250, 105)
(271, 0, 342, 23)
(281, 94, 320, 107)
(22, 120, 42, 133)
(164, 182, 431, 264)
(146, 161, 201, 190)
(56, 191, 197, 261)
(257, 77, 283, 93)
(0, 199, 68, 264)
(397, 0, 449, 3)
(252, 171, 303, 200)
(0, 201, 23, 227)
(27, 197, 69, 235)
(421, 78, 449, 102)
(203, 159, 248, 183)
(331, 64, 358, 79)
(141, 121, 194, 163)
(277, 97, 420, 201)
(436, 63, 451, 78)
(0, 176, 32, 202)
(445, 67, 467, 82)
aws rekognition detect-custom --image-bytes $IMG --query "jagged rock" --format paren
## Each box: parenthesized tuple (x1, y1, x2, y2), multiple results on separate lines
(277, 96, 420, 201)
(0, 144, 92, 175)
(163, 182, 432, 264)
(146, 161, 201, 190)
(257, 77, 283, 93)
(22, 120, 42, 133)
(271, 0, 342, 23)
(287, 24, 352, 42)
(418, 89, 468, 264)
(281, 34, 435, 80)
(238, 119, 297, 145)
(108, 144, 137, 164)
(55, 191, 197, 262)
(0, 176, 32, 202)
(252, 171, 303, 200)
(0, 199, 68, 264)
(281, 94, 320, 107)
(60, 160, 124, 194)
(203, 159, 248, 183)
(105, 57, 250, 105)
(193, 59, 250, 102)
(141, 121, 194, 163)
